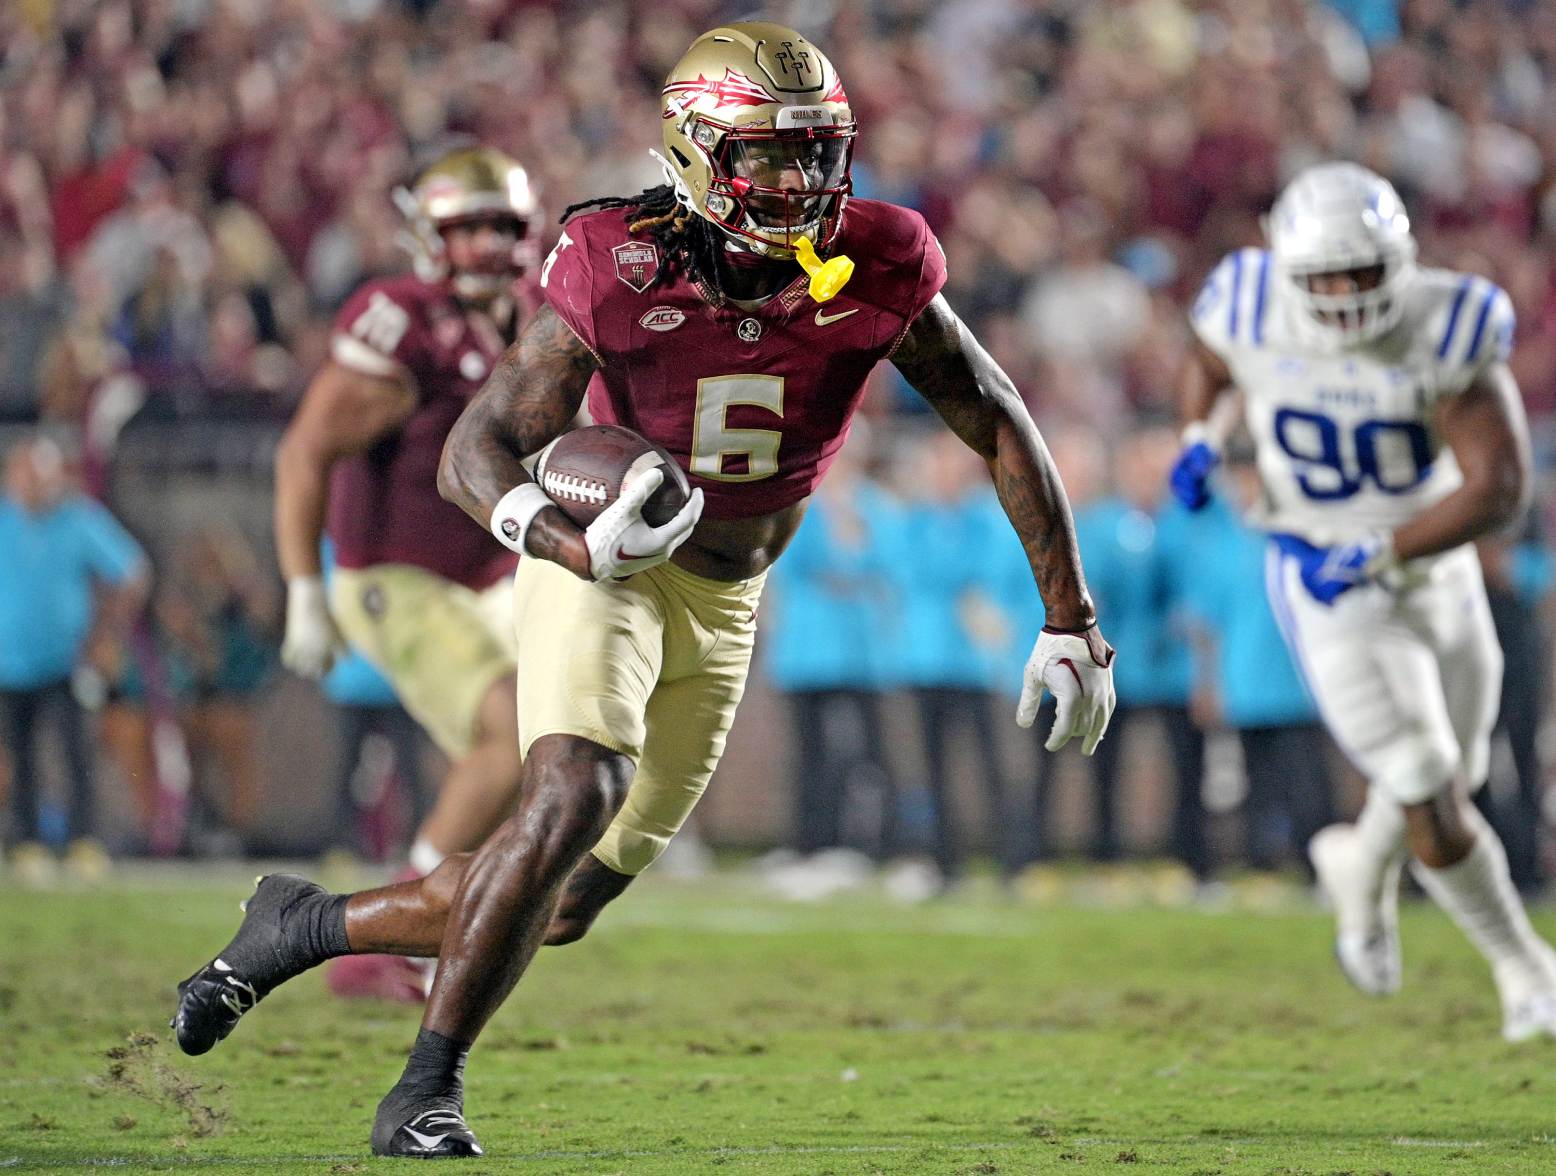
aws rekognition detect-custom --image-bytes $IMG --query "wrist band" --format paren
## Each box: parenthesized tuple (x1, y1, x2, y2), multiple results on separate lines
(490, 483, 553, 556)
(1366, 530, 1399, 577)
(1181, 421, 1219, 450)
(287, 575, 327, 603)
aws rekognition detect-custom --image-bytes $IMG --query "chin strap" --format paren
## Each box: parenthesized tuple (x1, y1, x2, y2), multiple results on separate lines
(648, 149, 697, 210)
(393, 186, 443, 282)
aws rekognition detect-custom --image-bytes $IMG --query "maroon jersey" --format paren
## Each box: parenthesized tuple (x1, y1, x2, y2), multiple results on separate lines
(541, 199, 946, 520)
(328, 274, 531, 588)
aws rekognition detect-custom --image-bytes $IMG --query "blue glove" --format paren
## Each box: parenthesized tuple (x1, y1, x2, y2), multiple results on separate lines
(1168, 440, 1220, 512)
(1271, 533, 1391, 606)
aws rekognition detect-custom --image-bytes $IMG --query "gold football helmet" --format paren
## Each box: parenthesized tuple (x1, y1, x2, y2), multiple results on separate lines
(660, 22, 855, 257)
(395, 146, 539, 296)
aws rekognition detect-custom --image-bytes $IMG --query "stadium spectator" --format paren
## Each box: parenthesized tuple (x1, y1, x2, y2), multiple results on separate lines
(1475, 519, 1553, 895)
(763, 436, 901, 870)
(0, 435, 146, 881)
(1064, 423, 1210, 879)
(1021, 424, 1104, 864)
(885, 430, 1025, 888)
(1176, 454, 1336, 876)
(157, 525, 278, 851)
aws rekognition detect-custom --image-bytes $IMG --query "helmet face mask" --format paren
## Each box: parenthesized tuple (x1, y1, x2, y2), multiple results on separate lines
(440, 214, 533, 300)
(396, 147, 538, 298)
(1290, 262, 1391, 338)
(1266, 162, 1417, 348)
(661, 23, 856, 259)
(705, 123, 854, 250)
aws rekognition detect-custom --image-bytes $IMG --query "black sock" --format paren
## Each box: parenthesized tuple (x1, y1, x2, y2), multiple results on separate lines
(287, 892, 351, 972)
(396, 1027, 471, 1102)
(223, 878, 352, 991)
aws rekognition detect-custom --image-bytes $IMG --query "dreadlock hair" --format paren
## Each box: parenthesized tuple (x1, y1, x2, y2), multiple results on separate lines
(560, 184, 728, 296)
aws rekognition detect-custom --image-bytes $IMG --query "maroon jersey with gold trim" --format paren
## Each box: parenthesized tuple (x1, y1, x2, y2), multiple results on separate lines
(540, 199, 946, 520)
(327, 274, 533, 588)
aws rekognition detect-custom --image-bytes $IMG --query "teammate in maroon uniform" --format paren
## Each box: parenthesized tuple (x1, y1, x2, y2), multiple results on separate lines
(171, 25, 1116, 1158)
(273, 147, 542, 1001)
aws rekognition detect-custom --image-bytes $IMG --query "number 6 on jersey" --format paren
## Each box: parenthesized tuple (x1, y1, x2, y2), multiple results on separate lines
(691, 375, 784, 482)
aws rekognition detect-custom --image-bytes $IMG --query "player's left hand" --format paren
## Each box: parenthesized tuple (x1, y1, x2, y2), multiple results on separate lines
(1274, 532, 1395, 606)
(584, 468, 704, 581)
(1018, 623, 1116, 755)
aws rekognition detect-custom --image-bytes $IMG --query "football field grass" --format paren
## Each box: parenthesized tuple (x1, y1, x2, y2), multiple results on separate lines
(4, 865, 1556, 1174)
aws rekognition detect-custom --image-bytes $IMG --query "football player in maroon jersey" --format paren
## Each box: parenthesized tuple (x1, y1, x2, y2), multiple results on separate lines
(172, 25, 1116, 1158)
(272, 147, 543, 1001)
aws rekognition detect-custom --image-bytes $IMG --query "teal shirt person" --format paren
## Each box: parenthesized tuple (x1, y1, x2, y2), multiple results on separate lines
(883, 486, 1015, 691)
(0, 493, 146, 689)
(1074, 497, 1194, 708)
(324, 651, 400, 707)
(764, 479, 900, 692)
(1174, 498, 1317, 729)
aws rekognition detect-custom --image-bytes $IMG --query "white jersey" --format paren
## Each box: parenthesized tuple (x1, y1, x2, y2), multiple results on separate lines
(1191, 249, 1515, 544)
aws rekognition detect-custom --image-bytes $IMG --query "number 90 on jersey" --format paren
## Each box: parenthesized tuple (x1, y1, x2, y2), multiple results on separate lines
(1273, 407, 1433, 500)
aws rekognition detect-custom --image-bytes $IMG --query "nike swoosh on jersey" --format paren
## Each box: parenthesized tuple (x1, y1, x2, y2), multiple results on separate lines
(814, 307, 858, 326)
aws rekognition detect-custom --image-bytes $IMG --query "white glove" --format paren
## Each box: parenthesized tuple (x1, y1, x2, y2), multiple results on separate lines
(1017, 623, 1116, 755)
(281, 575, 346, 679)
(584, 467, 704, 581)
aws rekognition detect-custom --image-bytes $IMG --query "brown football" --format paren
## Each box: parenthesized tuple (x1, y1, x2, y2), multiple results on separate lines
(534, 424, 691, 529)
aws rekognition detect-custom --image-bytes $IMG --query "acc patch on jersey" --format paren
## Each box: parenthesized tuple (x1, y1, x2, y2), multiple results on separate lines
(613, 242, 659, 293)
(639, 306, 685, 332)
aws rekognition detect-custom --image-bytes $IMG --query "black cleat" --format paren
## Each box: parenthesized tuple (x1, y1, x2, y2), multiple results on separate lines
(372, 1097, 484, 1158)
(171, 874, 327, 1056)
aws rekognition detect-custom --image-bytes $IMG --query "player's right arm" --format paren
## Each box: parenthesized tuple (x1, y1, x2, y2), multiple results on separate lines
(437, 304, 599, 577)
(274, 360, 417, 675)
(441, 245, 702, 584)
(1169, 258, 1248, 510)
(1176, 337, 1236, 432)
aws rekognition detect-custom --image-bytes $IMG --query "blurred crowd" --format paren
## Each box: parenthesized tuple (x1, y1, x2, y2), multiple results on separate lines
(6, 0, 1556, 433)
(3, 0, 1556, 886)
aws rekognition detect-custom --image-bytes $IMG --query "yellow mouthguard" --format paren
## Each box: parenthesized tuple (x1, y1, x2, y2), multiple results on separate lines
(794, 235, 854, 303)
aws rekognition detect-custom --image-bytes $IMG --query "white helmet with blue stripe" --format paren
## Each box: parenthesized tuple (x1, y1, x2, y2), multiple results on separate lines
(1264, 162, 1417, 347)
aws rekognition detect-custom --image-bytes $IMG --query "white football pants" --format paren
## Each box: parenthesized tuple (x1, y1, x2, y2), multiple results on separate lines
(1265, 542, 1502, 806)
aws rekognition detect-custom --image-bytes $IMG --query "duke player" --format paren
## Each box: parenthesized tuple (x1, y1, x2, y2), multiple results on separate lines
(1170, 162, 1556, 1041)
(171, 23, 1115, 1157)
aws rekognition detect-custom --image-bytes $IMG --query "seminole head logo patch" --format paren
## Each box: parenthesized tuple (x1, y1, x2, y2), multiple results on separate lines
(612, 242, 659, 294)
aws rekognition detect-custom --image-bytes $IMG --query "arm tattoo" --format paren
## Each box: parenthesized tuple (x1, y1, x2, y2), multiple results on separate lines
(892, 295, 1096, 630)
(439, 303, 597, 536)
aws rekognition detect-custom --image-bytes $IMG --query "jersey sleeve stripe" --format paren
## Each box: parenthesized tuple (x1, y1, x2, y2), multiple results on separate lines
(1463, 284, 1503, 363)
(1252, 250, 1271, 346)
(1228, 250, 1244, 341)
(1435, 276, 1473, 360)
(331, 334, 412, 383)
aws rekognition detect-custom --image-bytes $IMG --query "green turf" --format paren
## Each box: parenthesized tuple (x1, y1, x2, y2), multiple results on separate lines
(3, 867, 1556, 1174)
